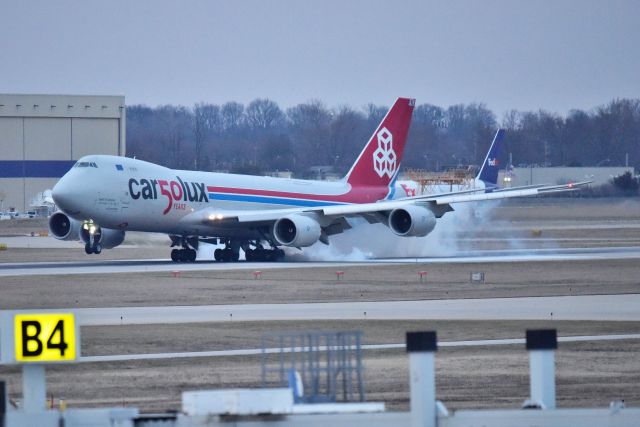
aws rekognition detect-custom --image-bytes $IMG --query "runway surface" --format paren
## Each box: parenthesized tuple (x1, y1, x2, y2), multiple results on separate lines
(79, 333, 640, 363)
(2, 246, 640, 276)
(6, 294, 638, 324)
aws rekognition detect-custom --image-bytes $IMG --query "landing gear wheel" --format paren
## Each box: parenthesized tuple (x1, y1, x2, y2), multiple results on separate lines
(84, 243, 102, 255)
(168, 235, 200, 263)
(171, 248, 197, 263)
(245, 247, 284, 262)
(214, 247, 239, 262)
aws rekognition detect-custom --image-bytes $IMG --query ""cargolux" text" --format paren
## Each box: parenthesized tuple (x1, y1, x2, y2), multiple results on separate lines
(128, 177, 208, 215)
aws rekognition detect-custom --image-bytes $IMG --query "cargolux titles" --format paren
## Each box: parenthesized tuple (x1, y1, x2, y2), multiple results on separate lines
(128, 177, 208, 214)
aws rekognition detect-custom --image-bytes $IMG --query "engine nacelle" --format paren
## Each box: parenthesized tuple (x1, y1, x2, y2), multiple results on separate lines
(272, 215, 321, 247)
(388, 205, 437, 237)
(98, 229, 126, 249)
(79, 222, 125, 249)
(49, 212, 82, 241)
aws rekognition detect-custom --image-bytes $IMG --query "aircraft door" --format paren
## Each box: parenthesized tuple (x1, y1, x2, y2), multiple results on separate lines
(120, 189, 130, 214)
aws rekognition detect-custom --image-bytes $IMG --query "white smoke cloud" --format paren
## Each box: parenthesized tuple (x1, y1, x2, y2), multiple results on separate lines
(286, 200, 504, 261)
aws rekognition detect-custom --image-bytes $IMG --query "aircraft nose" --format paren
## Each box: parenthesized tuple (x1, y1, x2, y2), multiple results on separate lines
(52, 175, 80, 212)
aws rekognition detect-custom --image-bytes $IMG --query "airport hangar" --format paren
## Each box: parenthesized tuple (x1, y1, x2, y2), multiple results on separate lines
(0, 94, 125, 212)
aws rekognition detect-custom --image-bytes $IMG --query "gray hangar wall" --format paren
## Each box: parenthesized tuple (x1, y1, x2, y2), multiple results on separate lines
(0, 94, 126, 211)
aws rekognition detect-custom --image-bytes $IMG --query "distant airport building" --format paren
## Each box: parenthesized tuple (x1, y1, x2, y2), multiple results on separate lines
(499, 166, 634, 188)
(0, 94, 125, 211)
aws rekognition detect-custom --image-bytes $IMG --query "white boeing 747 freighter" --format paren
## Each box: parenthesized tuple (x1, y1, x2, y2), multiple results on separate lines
(49, 98, 586, 262)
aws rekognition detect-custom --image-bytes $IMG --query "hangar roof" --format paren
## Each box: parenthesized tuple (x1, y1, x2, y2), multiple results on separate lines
(0, 94, 125, 119)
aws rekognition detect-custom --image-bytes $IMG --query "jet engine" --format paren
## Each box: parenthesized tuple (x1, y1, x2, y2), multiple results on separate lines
(49, 212, 125, 250)
(388, 205, 437, 237)
(272, 214, 321, 247)
(79, 222, 125, 249)
(49, 212, 82, 241)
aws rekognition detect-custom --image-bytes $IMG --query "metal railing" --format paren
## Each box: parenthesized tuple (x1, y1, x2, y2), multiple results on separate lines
(260, 330, 365, 403)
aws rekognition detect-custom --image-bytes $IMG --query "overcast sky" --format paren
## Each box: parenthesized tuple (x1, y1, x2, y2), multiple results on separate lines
(1, 0, 639, 118)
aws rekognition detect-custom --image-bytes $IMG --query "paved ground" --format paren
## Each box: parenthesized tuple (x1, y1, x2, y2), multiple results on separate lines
(2, 258, 640, 309)
(0, 197, 639, 412)
(4, 294, 640, 323)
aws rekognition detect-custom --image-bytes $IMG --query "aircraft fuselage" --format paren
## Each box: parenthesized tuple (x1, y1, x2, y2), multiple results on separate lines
(53, 154, 393, 238)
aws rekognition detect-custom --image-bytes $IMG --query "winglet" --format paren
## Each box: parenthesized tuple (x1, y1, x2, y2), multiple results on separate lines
(476, 129, 505, 188)
(345, 98, 415, 188)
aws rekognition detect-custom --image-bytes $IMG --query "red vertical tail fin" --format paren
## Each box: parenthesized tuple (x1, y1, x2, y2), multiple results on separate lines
(345, 97, 415, 188)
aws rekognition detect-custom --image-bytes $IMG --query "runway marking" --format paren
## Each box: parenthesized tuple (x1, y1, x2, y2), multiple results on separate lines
(6, 294, 637, 324)
(78, 333, 640, 363)
(1, 247, 640, 276)
(0, 259, 368, 276)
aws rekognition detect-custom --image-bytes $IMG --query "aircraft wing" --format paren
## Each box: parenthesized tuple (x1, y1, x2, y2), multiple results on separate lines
(181, 181, 590, 227)
(428, 181, 591, 205)
(320, 181, 590, 215)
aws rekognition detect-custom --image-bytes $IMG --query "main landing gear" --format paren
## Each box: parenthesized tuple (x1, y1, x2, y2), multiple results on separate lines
(213, 239, 285, 262)
(213, 248, 239, 262)
(170, 235, 199, 263)
(244, 247, 285, 262)
(171, 248, 197, 262)
(169, 236, 286, 263)
(241, 239, 285, 262)
(213, 239, 240, 262)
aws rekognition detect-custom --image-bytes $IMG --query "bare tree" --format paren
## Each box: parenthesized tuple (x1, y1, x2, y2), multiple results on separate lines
(364, 103, 387, 126)
(221, 102, 245, 131)
(155, 105, 192, 169)
(329, 106, 367, 172)
(125, 97, 640, 178)
(287, 100, 332, 171)
(501, 110, 521, 131)
(194, 103, 221, 170)
(405, 104, 445, 170)
(245, 98, 284, 130)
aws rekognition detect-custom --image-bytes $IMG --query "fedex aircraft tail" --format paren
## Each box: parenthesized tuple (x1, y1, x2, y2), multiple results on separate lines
(345, 97, 415, 188)
(476, 128, 505, 189)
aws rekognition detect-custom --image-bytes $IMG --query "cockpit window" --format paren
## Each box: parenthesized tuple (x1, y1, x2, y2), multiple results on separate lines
(74, 162, 98, 168)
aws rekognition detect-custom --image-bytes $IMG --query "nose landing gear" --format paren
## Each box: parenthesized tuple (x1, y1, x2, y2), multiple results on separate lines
(84, 242, 102, 254)
(82, 220, 102, 255)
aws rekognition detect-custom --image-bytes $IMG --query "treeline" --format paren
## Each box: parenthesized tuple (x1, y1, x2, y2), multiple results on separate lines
(126, 98, 640, 176)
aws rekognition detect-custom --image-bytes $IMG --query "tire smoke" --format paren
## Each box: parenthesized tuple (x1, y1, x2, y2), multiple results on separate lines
(286, 201, 503, 261)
